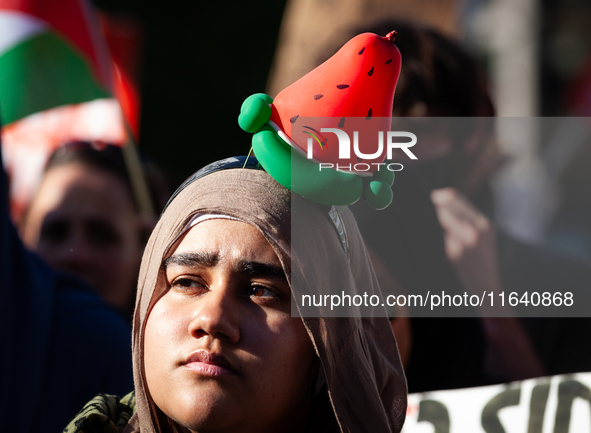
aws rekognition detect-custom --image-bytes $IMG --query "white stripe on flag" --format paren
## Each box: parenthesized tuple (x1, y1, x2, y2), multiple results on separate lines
(0, 11, 47, 56)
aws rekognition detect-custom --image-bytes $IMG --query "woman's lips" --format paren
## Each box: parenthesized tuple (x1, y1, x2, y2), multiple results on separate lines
(183, 350, 236, 377)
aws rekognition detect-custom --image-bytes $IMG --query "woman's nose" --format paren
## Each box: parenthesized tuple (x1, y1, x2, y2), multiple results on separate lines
(188, 284, 241, 344)
(44, 235, 100, 295)
(55, 229, 93, 268)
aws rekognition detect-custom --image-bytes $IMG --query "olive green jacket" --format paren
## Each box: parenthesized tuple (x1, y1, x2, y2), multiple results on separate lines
(63, 392, 135, 433)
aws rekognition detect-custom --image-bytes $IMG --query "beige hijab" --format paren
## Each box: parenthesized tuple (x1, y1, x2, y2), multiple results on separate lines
(124, 162, 407, 433)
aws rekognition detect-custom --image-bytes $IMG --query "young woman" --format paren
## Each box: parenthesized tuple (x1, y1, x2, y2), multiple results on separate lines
(65, 156, 407, 433)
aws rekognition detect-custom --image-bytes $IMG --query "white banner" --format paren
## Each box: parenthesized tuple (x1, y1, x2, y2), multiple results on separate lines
(403, 373, 591, 433)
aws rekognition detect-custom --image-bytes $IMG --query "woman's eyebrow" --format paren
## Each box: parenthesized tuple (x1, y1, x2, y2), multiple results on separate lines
(163, 252, 219, 270)
(236, 260, 286, 280)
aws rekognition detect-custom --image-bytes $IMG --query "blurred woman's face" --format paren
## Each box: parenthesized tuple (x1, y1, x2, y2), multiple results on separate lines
(144, 219, 317, 433)
(21, 162, 144, 313)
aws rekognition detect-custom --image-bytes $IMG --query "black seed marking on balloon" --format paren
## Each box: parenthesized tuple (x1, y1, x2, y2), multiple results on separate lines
(368, 67, 374, 76)
(314, 94, 323, 100)
(385, 59, 393, 65)
(338, 117, 345, 128)
(290, 115, 299, 124)
(366, 108, 373, 120)
(358, 47, 365, 55)
(336, 84, 349, 89)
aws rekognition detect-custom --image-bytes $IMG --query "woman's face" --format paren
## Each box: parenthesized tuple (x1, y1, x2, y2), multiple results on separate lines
(144, 219, 317, 433)
(21, 162, 144, 313)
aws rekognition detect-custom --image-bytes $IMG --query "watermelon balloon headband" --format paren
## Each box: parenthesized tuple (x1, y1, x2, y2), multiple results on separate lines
(239, 31, 402, 210)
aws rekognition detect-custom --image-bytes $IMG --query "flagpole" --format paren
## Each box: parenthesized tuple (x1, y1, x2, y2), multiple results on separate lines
(120, 121, 155, 218)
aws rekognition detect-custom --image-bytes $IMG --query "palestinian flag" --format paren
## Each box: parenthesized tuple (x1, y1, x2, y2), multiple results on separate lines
(0, 0, 112, 125)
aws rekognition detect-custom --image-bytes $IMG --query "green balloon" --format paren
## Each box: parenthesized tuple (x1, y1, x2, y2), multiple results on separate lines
(252, 125, 292, 188)
(365, 179, 393, 210)
(238, 96, 272, 133)
(252, 125, 364, 206)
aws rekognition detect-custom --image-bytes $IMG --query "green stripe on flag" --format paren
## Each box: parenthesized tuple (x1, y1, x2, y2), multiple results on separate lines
(0, 31, 110, 124)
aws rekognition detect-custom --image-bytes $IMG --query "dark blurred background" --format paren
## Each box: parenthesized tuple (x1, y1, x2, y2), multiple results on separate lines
(94, 0, 288, 187)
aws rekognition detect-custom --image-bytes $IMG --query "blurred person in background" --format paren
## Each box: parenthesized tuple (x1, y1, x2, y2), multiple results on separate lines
(360, 19, 591, 380)
(312, 18, 591, 386)
(0, 128, 134, 432)
(305, 19, 544, 387)
(19, 142, 170, 318)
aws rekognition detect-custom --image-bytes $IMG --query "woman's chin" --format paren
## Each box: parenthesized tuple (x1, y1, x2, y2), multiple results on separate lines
(163, 388, 243, 431)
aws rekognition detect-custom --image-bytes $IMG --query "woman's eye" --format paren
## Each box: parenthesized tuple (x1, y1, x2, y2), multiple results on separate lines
(171, 277, 206, 293)
(247, 285, 279, 299)
(40, 220, 69, 244)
